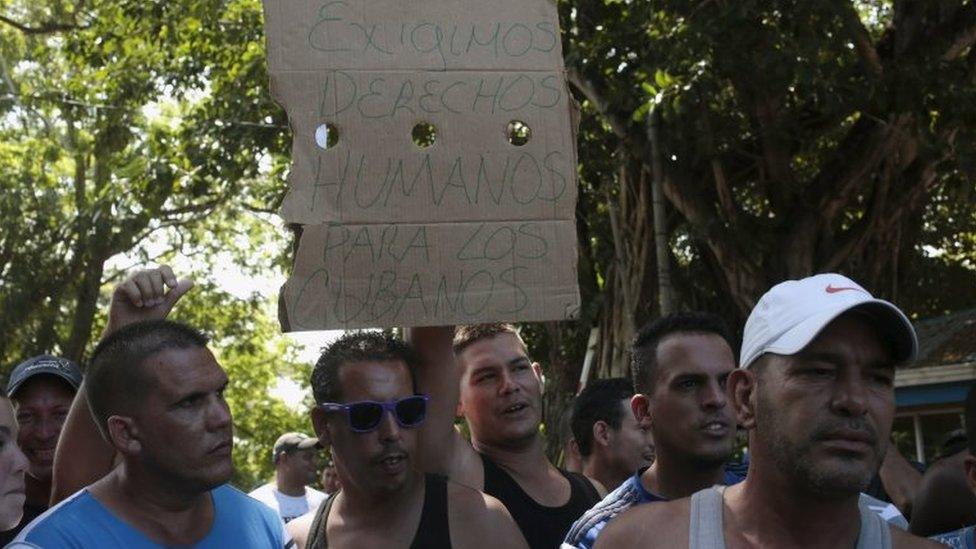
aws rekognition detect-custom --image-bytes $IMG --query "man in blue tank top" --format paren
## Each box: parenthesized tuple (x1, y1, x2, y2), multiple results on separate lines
(12, 267, 289, 547)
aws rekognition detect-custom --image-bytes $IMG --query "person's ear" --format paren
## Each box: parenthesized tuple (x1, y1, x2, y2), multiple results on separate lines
(106, 415, 140, 455)
(631, 394, 652, 427)
(311, 407, 332, 447)
(568, 437, 581, 458)
(728, 369, 757, 429)
(593, 420, 612, 448)
(965, 455, 976, 492)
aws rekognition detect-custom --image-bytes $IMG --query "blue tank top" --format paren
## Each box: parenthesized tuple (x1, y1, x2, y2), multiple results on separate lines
(10, 484, 288, 548)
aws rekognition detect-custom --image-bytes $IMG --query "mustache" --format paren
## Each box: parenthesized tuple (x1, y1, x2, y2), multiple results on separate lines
(810, 419, 879, 445)
(372, 443, 409, 463)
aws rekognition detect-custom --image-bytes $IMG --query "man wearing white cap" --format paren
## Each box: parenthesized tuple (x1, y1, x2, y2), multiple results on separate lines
(249, 433, 327, 523)
(596, 273, 939, 548)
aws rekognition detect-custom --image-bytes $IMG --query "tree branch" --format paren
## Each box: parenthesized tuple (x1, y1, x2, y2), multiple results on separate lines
(567, 59, 763, 312)
(699, 102, 737, 223)
(566, 67, 633, 142)
(944, 24, 976, 61)
(813, 114, 911, 222)
(839, 3, 884, 76)
(0, 14, 86, 35)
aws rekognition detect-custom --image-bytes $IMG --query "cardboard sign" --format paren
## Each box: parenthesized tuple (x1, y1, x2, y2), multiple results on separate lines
(264, 0, 581, 330)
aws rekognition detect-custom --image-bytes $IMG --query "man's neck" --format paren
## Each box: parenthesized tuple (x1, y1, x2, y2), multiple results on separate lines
(640, 450, 726, 500)
(88, 463, 216, 545)
(337, 469, 423, 520)
(275, 473, 305, 497)
(473, 433, 578, 507)
(25, 474, 51, 508)
(723, 457, 862, 548)
(582, 458, 626, 493)
(472, 432, 552, 477)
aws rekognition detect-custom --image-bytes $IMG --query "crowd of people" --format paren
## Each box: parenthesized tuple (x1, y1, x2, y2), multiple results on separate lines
(0, 265, 974, 547)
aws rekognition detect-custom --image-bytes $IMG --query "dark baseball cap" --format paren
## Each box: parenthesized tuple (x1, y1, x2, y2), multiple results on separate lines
(7, 355, 83, 397)
(272, 432, 320, 463)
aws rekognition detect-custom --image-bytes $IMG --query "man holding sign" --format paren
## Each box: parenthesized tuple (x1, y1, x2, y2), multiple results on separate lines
(287, 331, 527, 548)
(410, 325, 604, 548)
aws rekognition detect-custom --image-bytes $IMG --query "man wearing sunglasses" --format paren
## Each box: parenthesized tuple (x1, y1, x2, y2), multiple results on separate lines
(409, 324, 605, 549)
(286, 331, 527, 548)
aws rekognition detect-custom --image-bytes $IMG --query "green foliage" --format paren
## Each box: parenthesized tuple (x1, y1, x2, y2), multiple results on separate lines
(562, 0, 976, 321)
(0, 0, 290, 367)
(0, 0, 303, 488)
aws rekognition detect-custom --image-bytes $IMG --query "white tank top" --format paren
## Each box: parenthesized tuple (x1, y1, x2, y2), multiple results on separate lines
(688, 485, 892, 549)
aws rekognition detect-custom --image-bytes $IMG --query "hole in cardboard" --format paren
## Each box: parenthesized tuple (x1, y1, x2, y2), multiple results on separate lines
(315, 123, 339, 150)
(411, 122, 437, 148)
(507, 120, 532, 146)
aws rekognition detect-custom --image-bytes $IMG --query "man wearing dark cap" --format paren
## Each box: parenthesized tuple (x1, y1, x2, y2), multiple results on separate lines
(0, 355, 82, 542)
(249, 432, 327, 522)
(597, 273, 938, 549)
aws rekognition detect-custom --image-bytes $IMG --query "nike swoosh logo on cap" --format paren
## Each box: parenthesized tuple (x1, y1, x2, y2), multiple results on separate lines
(825, 285, 864, 294)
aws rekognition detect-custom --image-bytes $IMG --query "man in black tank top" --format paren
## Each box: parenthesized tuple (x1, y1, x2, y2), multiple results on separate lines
(409, 325, 605, 549)
(304, 473, 451, 549)
(286, 332, 526, 549)
(482, 454, 601, 547)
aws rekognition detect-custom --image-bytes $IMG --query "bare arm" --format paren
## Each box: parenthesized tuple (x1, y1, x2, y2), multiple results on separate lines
(448, 482, 528, 549)
(51, 266, 192, 504)
(407, 326, 481, 487)
(285, 512, 314, 549)
(593, 501, 686, 549)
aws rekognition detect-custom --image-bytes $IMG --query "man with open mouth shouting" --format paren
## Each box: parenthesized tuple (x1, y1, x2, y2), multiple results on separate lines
(287, 331, 527, 549)
(408, 324, 605, 549)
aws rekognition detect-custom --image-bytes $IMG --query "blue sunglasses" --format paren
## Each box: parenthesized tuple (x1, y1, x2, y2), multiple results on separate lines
(319, 394, 429, 433)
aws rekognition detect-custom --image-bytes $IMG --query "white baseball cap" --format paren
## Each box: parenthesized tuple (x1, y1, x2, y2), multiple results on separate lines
(739, 273, 918, 369)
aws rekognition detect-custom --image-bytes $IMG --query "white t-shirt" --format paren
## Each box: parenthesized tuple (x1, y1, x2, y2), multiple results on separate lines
(248, 483, 328, 523)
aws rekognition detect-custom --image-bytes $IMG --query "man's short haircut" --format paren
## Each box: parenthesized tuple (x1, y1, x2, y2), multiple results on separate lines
(452, 323, 527, 356)
(86, 320, 209, 439)
(965, 384, 976, 455)
(312, 331, 419, 404)
(571, 378, 634, 457)
(631, 312, 733, 395)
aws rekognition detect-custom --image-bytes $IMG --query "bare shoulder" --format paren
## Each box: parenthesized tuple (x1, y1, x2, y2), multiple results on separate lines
(447, 481, 528, 548)
(594, 497, 690, 549)
(586, 475, 608, 497)
(286, 512, 315, 549)
(451, 439, 486, 489)
(890, 526, 945, 549)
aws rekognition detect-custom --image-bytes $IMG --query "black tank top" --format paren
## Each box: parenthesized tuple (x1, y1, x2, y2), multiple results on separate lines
(306, 474, 452, 548)
(481, 454, 600, 549)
